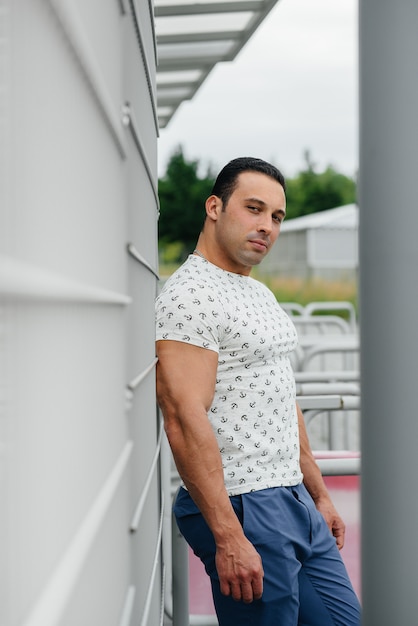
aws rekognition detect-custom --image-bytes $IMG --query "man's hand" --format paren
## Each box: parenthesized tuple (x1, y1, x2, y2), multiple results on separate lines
(215, 535, 264, 603)
(296, 403, 346, 550)
(315, 495, 346, 550)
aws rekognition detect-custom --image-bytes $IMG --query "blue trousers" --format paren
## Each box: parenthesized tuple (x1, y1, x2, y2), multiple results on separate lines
(174, 484, 361, 626)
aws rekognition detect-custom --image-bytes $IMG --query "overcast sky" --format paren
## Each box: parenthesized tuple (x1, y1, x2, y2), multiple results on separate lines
(157, 0, 358, 180)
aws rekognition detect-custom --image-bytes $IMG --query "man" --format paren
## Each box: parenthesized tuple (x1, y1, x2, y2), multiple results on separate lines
(156, 157, 361, 625)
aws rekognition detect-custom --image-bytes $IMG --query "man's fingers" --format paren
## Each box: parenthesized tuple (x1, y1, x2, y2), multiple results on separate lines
(216, 540, 264, 602)
(240, 581, 255, 603)
(219, 579, 231, 598)
(331, 519, 345, 550)
(221, 576, 263, 603)
(334, 529, 345, 550)
(230, 581, 242, 601)
(251, 575, 264, 600)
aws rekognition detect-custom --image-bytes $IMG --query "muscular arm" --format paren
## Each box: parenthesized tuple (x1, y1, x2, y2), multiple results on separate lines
(156, 340, 264, 602)
(296, 402, 346, 549)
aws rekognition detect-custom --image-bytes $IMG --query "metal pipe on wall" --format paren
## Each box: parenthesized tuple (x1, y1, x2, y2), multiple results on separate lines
(359, 0, 418, 622)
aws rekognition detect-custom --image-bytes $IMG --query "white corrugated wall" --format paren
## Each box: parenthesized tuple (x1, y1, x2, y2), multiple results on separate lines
(0, 1, 162, 624)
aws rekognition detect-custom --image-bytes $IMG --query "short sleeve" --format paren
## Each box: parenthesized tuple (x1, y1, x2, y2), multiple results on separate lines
(155, 276, 223, 353)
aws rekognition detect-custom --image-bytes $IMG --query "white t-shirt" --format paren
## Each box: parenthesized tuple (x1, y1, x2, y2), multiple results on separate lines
(156, 255, 303, 496)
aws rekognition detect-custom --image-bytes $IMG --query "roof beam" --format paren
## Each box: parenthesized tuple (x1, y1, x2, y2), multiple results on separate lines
(156, 31, 241, 45)
(157, 57, 219, 71)
(155, 1, 265, 18)
(155, 0, 280, 127)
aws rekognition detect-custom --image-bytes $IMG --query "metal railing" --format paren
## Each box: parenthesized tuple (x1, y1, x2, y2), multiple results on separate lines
(22, 442, 134, 626)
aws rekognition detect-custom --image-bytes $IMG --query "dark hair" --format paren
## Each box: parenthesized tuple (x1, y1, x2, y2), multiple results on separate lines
(211, 157, 286, 207)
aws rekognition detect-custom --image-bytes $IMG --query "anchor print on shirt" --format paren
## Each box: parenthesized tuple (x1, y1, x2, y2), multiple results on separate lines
(155, 255, 301, 492)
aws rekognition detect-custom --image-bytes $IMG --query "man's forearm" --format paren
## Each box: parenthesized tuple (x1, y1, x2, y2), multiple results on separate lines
(165, 407, 264, 600)
(296, 402, 346, 547)
(296, 402, 329, 502)
(156, 341, 265, 598)
(164, 405, 244, 541)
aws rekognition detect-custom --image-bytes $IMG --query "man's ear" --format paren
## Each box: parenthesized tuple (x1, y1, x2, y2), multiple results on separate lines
(205, 195, 222, 221)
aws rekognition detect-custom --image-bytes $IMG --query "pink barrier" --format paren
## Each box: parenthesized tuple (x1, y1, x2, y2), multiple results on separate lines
(189, 550, 216, 615)
(318, 451, 361, 599)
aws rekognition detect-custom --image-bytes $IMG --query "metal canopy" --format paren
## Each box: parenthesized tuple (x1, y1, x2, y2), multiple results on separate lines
(155, 0, 279, 128)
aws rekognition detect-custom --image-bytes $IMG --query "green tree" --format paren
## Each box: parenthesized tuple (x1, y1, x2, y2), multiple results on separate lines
(158, 146, 215, 259)
(285, 151, 357, 220)
(158, 148, 357, 255)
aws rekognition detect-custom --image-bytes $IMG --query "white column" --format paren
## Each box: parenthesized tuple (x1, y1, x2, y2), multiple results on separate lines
(359, 0, 418, 623)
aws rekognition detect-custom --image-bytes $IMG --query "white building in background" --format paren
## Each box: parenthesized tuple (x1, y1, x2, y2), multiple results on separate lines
(262, 204, 359, 281)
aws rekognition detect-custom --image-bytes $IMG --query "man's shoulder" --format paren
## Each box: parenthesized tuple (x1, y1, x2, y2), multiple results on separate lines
(155, 257, 224, 351)
(158, 257, 221, 298)
(156, 257, 227, 316)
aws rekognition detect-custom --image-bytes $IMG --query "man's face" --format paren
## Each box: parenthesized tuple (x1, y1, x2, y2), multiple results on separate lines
(211, 171, 286, 275)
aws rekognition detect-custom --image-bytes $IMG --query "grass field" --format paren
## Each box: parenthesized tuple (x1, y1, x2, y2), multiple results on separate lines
(253, 272, 358, 313)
